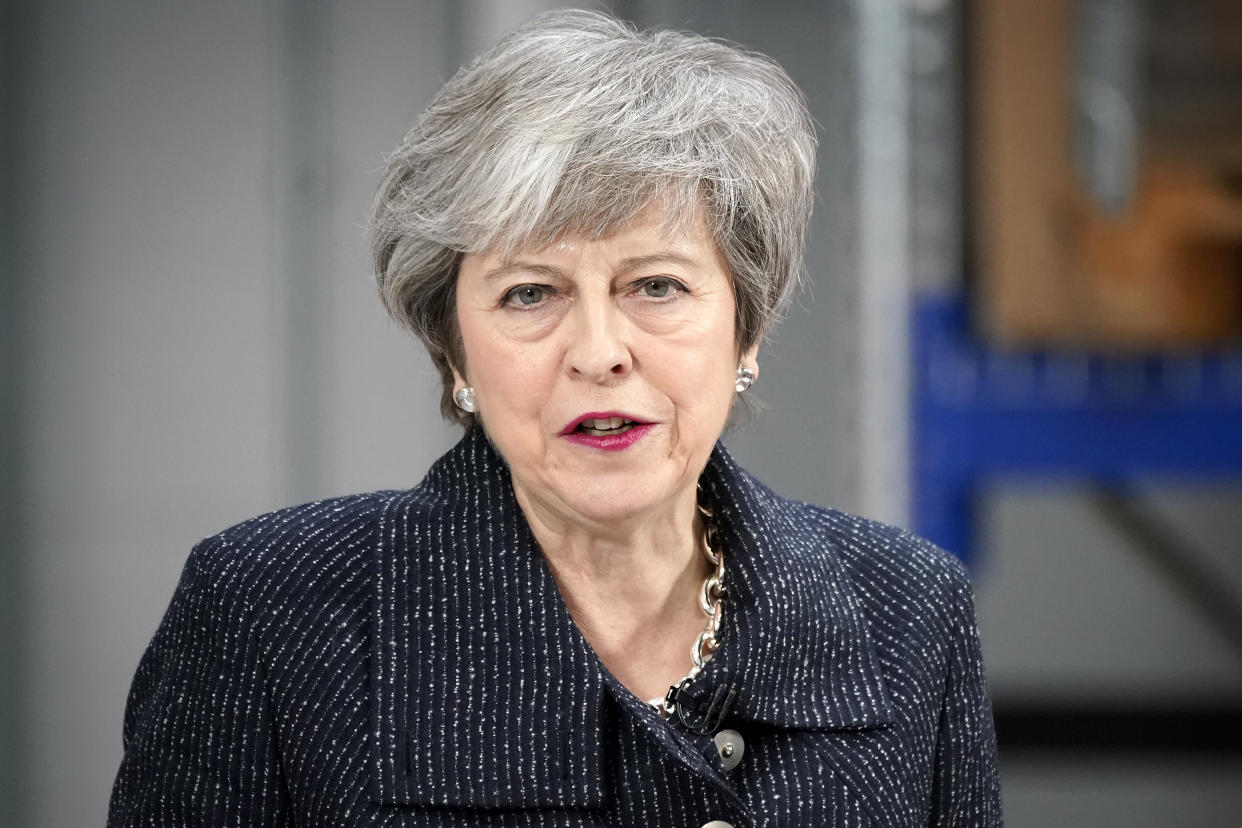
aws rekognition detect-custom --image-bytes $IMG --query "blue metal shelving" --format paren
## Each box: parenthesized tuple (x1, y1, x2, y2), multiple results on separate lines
(911, 293, 1242, 561)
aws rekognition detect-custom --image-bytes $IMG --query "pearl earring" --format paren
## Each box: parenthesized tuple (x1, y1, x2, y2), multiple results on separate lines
(453, 386, 476, 413)
(734, 366, 756, 392)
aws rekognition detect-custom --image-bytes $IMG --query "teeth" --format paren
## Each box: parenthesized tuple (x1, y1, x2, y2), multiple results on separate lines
(579, 416, 632, 431)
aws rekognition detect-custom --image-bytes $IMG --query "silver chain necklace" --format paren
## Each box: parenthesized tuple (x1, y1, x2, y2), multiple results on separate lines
(649, 495, 725, 717)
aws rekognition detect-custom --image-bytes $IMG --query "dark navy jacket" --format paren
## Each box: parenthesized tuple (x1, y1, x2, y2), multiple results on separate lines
(109, 428, 1002, 826)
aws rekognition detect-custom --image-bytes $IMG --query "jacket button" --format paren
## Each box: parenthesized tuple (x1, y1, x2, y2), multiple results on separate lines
(713, 728, 745, 771)
(701, 822, 734, 828)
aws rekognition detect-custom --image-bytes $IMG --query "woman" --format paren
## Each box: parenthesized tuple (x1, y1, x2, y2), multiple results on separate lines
(110, 10, 1000, 827)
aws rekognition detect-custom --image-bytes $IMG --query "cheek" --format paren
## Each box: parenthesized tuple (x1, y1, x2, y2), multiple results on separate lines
(705, 370, 741, 429)
(667, 348, 739, 430)
(458, 311, 512, 380)
(465, 335, 555, 417)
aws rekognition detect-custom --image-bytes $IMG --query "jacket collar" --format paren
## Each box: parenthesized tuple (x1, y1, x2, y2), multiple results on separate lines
(370, 428, 892, 808)
(693, 445, 894, 729)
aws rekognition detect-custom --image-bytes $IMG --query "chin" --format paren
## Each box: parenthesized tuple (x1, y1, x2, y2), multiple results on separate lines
(564, 468, 693, 524)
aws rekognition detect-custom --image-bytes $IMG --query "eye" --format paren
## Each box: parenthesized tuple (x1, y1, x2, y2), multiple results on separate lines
(635, 277, 684, 299)
(502, 284, 553, 308)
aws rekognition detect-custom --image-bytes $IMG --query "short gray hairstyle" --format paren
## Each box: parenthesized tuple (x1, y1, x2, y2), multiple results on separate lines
(371, 9, 816, 426)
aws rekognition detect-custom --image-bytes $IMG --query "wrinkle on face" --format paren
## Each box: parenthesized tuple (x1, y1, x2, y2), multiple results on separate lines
(453, 202, 757, 541)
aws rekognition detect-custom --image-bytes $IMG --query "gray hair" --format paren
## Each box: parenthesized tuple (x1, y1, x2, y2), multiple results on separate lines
(370, 9, 816, 425)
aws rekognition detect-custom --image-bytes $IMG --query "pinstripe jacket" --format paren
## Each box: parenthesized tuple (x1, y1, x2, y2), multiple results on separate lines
(109, 428, 1001, 827)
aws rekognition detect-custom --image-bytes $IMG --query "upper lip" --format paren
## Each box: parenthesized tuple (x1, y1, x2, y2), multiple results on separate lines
(559, 411, 652, 435)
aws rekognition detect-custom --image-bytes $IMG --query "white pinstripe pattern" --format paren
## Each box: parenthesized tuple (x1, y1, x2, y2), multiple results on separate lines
(110, 428, 1001, 826)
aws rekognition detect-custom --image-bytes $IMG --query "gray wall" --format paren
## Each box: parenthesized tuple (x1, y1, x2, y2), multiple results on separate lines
(12, 2, 458, 824)
(6, 2, 1241, 826)
(977, 485, 1242, 825)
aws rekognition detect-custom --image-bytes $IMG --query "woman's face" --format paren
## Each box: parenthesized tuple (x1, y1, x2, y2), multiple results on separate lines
(454, 205, 757, 531)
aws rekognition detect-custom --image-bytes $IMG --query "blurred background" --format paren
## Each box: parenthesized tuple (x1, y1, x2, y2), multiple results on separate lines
(3, 0, 1241, 825)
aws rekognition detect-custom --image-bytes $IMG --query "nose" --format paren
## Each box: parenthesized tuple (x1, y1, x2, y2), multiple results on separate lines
(563, 299, 632, 383)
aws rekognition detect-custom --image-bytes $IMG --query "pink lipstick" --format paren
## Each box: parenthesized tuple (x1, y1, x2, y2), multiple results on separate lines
(560, 412, 655, 452)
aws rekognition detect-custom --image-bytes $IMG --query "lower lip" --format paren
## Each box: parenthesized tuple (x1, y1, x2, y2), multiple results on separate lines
(562, 423, 655, 451)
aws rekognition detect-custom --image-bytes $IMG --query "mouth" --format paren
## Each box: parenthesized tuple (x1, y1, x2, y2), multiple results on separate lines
(560, 412, 651, 437)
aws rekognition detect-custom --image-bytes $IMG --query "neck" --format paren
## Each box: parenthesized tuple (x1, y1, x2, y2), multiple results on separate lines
(512, 481, 712, 701)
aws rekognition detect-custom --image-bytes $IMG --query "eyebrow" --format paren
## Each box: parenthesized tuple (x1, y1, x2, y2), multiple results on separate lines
(481, 262, 565, 282)
(482, 252, 699, 282)
(616, 252, 699, 273)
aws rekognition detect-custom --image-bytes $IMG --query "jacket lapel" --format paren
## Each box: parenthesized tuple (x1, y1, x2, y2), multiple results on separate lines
(370, 429, 608, 809)
(694, 443, 895, 731)
(369, 431, 894, 810)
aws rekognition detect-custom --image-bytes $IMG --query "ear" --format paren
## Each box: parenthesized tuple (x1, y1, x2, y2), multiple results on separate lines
(740, 343, 759, 380)
(450, 365, 468, 391)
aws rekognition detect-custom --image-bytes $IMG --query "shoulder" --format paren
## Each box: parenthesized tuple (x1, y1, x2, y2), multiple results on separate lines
(798, 500, 969, 600)
(760, 490, 986, 702)
(197, 490, 401, 567)
(725, 457, 969, 591)
(756, 482, 974, 631)
(179, 490, 404, 619)
(708, 448, 973, 617)
(175, 430, 502, 621)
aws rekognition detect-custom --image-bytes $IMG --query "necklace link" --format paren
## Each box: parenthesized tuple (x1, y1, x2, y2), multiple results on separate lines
(654, 490, 725, 717)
